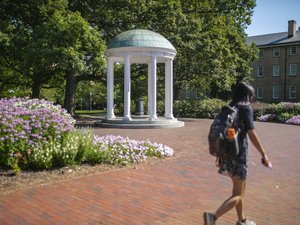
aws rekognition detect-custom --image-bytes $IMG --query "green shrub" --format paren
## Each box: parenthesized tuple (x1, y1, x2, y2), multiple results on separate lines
(273, 102, 300, 115)
(173, 100, 192, 118)
(277, 112, 294, 123)
(194, 99, 227, 118)
(156, 100, 165, 116)
(173, 99, 227, 119)
(173, 99, 299, 123)
(254, 102, 300, 123)
(0, 97, 75, 172)
(252, 102, 273, 120)
(1, 98, 174, 173)
(26, 131, 83, 170)
(82, 131, 109, 165)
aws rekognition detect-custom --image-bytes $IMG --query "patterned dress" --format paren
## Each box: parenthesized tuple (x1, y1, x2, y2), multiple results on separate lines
(218, 104, 254, 180)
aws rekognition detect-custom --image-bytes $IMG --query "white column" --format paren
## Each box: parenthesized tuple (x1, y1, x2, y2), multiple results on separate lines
(106, 58, 115, 119)
(147, 63, 152, 116)
(165, 59, 174, 119)
(150, 55, 157, 120)
(123, 54, 132, 121)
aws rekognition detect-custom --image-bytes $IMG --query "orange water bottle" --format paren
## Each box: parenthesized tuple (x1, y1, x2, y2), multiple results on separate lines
(227, 128, 239, 156)
(227, 128, 235, 140)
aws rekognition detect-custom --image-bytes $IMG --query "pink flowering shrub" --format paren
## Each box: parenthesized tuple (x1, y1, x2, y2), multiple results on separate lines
(285, 115, 300, 125)
(255, 102, 300, 125)
(257, 114, 275, 122)
(0, 97, 75, 171)
(89, 135, 173, 165)
(0, 98, 174, 172)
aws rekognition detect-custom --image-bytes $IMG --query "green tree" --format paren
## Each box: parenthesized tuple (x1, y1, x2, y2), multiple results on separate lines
(1, 0, 64, 98)
(0, 0, 106, 113)
(70, 0, 257, 100)
(1, 0, 258, 112)
(180, 0, 258, 98)
(0, 58, 31, 98)
(76, 81, 107, 110)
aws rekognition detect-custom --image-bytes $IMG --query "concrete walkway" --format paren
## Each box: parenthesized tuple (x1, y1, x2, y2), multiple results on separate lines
(0, 119, 299, 225)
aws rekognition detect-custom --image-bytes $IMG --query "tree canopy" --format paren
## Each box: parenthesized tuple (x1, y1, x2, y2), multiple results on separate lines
(0, 0, 106, 113)
(0, 0, 258, 112)
(69, 0, 257, 97)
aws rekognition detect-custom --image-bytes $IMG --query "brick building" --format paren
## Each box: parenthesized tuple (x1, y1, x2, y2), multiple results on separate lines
(247, 20, 300, 102)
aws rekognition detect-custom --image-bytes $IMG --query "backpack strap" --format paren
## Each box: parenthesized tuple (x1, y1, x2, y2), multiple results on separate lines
(234, 104, 245, 133)
(230, 105, 240, 132)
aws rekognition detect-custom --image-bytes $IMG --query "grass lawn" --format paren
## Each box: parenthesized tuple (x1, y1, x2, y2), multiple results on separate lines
(75, 110, 106, 115)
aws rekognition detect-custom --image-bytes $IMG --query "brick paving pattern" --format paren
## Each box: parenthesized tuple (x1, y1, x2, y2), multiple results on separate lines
(0, 119, 299, 224)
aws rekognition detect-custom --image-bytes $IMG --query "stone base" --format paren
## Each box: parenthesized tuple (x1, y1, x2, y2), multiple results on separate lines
(95, 115, 184, 129)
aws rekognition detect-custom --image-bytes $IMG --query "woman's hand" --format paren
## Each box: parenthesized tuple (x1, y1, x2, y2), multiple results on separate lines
(248, 129, 272, 169)
(262, 154, 272, 168)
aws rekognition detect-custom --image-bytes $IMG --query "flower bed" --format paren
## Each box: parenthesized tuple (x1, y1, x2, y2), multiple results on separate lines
(0, 97, 75, 172)
(257, 114, 275, 122)
(92, 135, 173, 165)
(0, 97, 173, 173)
(254, 102, 300, 125)
(285, 115, 300, 125)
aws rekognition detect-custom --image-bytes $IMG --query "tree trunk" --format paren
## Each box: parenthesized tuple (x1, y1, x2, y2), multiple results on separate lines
(64, 69, 76, 115)
(31, 80, 41, 98)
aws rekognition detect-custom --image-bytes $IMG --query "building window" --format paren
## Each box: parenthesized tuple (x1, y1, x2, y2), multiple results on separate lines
(257, 66, 264, 77)
(290, 64, 297, 76)
(272, 65, 280, 76)
(272, 86, 280, 99)
(290, 46, 297, 56)
(256, 86, 263, 99)
(259, 49, 264, 58)
(289, 85, 296, 99)
(273, 47, 280, 57)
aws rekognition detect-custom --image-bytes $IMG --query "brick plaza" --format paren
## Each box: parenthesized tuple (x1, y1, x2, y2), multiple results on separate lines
(0, 119, 299, 224)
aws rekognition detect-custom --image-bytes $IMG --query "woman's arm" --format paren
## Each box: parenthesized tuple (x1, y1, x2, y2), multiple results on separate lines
(247, 129, 272, 168)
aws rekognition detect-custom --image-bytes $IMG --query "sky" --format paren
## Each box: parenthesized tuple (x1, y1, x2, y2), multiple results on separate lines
(245, 0, 300, 36)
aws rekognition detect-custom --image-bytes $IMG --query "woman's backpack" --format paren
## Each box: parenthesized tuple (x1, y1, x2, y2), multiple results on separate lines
(208, 105, 240, 160)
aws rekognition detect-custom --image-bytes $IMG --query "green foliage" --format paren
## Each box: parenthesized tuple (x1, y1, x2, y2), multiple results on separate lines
(173, 99, 227, 118)
(171, 99, 299, 123)
(0, 97, 76, 172)
(80, 130, 108, 165)
(252, 102, 273, 119)
(23, 129, 104, 170)
(156, 100, 165, 116)
(1, 128, 174, 172)
(277, 112, 294, 123)
(173, 0, 257, 96)
(0, 0, 106, 100)
(272, 102, 300, 115)
(1, 0, 257, 110)
(254, 102, 300, 123)
(194, 99, 228, 118)
(76, 81, 107, 110)
(70, 0, 257, 97)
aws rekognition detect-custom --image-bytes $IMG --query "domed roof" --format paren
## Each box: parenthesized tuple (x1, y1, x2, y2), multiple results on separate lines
(107, 29, 176, 51)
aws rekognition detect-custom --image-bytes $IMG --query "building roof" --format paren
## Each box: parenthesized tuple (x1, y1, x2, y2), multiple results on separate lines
(247, 30, 300, 47)
(107, 29, 176, 51)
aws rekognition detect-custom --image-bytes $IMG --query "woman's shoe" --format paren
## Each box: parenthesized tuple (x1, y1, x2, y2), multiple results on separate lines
(203, 212, 215, 225)
(236, 219, 256, 225)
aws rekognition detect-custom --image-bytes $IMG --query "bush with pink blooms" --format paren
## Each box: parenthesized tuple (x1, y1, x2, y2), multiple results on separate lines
(0, 97, 75, 172)
(285, 115, 300, 125)
(0, 97, 174, 173)
(254, 102, 300, 125)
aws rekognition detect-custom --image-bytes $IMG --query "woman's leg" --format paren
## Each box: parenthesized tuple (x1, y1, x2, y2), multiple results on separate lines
(214, 176, 246, 221)
(233, 177, 246, 221)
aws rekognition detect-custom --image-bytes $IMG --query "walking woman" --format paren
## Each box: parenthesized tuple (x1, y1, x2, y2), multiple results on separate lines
(204, 81, 272, 225)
